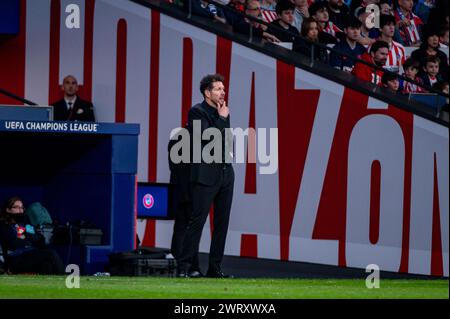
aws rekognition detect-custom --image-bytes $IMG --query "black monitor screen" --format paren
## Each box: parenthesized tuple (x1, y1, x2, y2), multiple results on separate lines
(137, 183, 172, 219)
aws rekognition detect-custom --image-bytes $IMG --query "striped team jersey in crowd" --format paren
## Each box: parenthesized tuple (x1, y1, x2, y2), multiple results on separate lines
(370, 40, 406, 73)
(394, 9, 423, 46)
(400, 77, 426, 94)
(261, 9, 278, 23)
(322, 21, 343, 38)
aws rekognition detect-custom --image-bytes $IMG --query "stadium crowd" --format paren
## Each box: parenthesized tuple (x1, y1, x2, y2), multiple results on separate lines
(168, 0, 449, 110)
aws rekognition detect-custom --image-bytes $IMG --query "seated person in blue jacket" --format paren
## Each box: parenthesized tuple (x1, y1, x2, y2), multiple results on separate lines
(51, 75, 96, 122)
(0, 196, 64, 275)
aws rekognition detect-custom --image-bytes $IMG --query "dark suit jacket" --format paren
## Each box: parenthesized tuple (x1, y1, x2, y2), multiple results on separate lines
(420, 74, 444, 89)
(168, 135, 192, 203)
(51, 97, 96, 122)
(187, 101, 232, 186)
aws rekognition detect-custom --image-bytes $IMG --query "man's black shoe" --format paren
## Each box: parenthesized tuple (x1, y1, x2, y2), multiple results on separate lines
(176, 270, 189, 278)
(206, 270, 233, 278)
(188, 270, 203, 278)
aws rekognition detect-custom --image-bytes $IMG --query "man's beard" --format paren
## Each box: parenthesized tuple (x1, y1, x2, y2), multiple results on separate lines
(374, 60, 386, 67)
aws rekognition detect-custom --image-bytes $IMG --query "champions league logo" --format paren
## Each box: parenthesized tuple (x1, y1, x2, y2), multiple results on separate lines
(143, 194, 154, 209)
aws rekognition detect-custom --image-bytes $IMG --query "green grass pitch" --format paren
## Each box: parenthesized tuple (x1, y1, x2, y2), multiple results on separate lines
(0, 275, 448, 299)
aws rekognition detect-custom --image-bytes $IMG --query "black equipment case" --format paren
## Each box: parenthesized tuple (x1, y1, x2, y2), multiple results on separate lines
(108, 247, 177, 277)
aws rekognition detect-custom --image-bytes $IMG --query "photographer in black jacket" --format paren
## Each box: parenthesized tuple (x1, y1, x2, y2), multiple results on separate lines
(0, 196, 64, 275)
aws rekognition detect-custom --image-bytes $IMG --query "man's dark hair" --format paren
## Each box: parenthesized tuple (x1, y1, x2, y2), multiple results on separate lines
(344, 15, 362, 29)
(380, 14, 395, 29)
(381, 72, 398, 85)
(403, 58, 420, 71)
(309, 1, 328, 16)
(423, 27, 440, 39)
(276, 0, 295, 15)
(370, 40, 389, 54)
(199, 74, 225, 97)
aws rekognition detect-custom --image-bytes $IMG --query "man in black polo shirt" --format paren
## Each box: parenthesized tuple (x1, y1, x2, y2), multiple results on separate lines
(176, 74, 234, 278)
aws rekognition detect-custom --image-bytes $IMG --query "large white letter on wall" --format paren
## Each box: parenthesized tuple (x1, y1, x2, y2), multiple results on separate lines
(226, 43, 280, 259)
(346, 114, 405, 272)
(92, 0, 151, 180)
(288, 68, 343, 265)
(409, 116, 449, 276)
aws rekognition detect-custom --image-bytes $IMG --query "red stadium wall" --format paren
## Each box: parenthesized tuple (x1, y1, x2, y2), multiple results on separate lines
(0, 0, 448, 276)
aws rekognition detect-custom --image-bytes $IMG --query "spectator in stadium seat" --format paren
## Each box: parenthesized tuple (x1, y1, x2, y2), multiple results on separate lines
(400, 58, 425, 93)
(291, 0, 310, 32)
(375, 14, 406, 73)
(260, 0, 277, 10)
(350, 0, 380, 16)
(394, 0, 423, 46)
(427, 0, 448, 31)
(260, 0, 279, 23)
(433, 81, 449, 109)
(413, 0, 435, 25)
(330, 16, 367, 71)
(381, 72, 400, 93)
(355, 6, 380, 47)
(433, 81, 450, 117)
(327, 0, 351, 30)
(411, 29, 449, 81)
(233, 0, 281, 42)
(379, 0, 393, 15)
(420, 55, 443, 87)
(267, 0, 299, 42)
(189, 0, 227, 24)
(309, 1, 344, 43)
(293, 17, 330, 62)
(223, 0, 246, 27)
(439, 26, 449, 48)
(352, 40, 389, 85)
(0, 197, 64, 275)
(51, 75, 95, 122)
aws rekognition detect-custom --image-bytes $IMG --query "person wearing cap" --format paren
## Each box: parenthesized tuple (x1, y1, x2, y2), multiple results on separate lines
(330, 16, 367, 71)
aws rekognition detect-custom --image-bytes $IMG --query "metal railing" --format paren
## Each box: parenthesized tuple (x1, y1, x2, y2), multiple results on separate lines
(153, 0, 449, 119)
(0, 88, 37, 106)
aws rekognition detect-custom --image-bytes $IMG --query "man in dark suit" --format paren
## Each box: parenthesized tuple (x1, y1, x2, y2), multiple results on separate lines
(175, 74, 234, 278)
(168, 132, 202, 278)
(51, 75, 95, 122)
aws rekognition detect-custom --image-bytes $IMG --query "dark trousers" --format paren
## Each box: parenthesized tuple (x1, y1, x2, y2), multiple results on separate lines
(178, 166, 234, 273)
(8, 248, 65, 275)
(170, 199, 200, 271)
